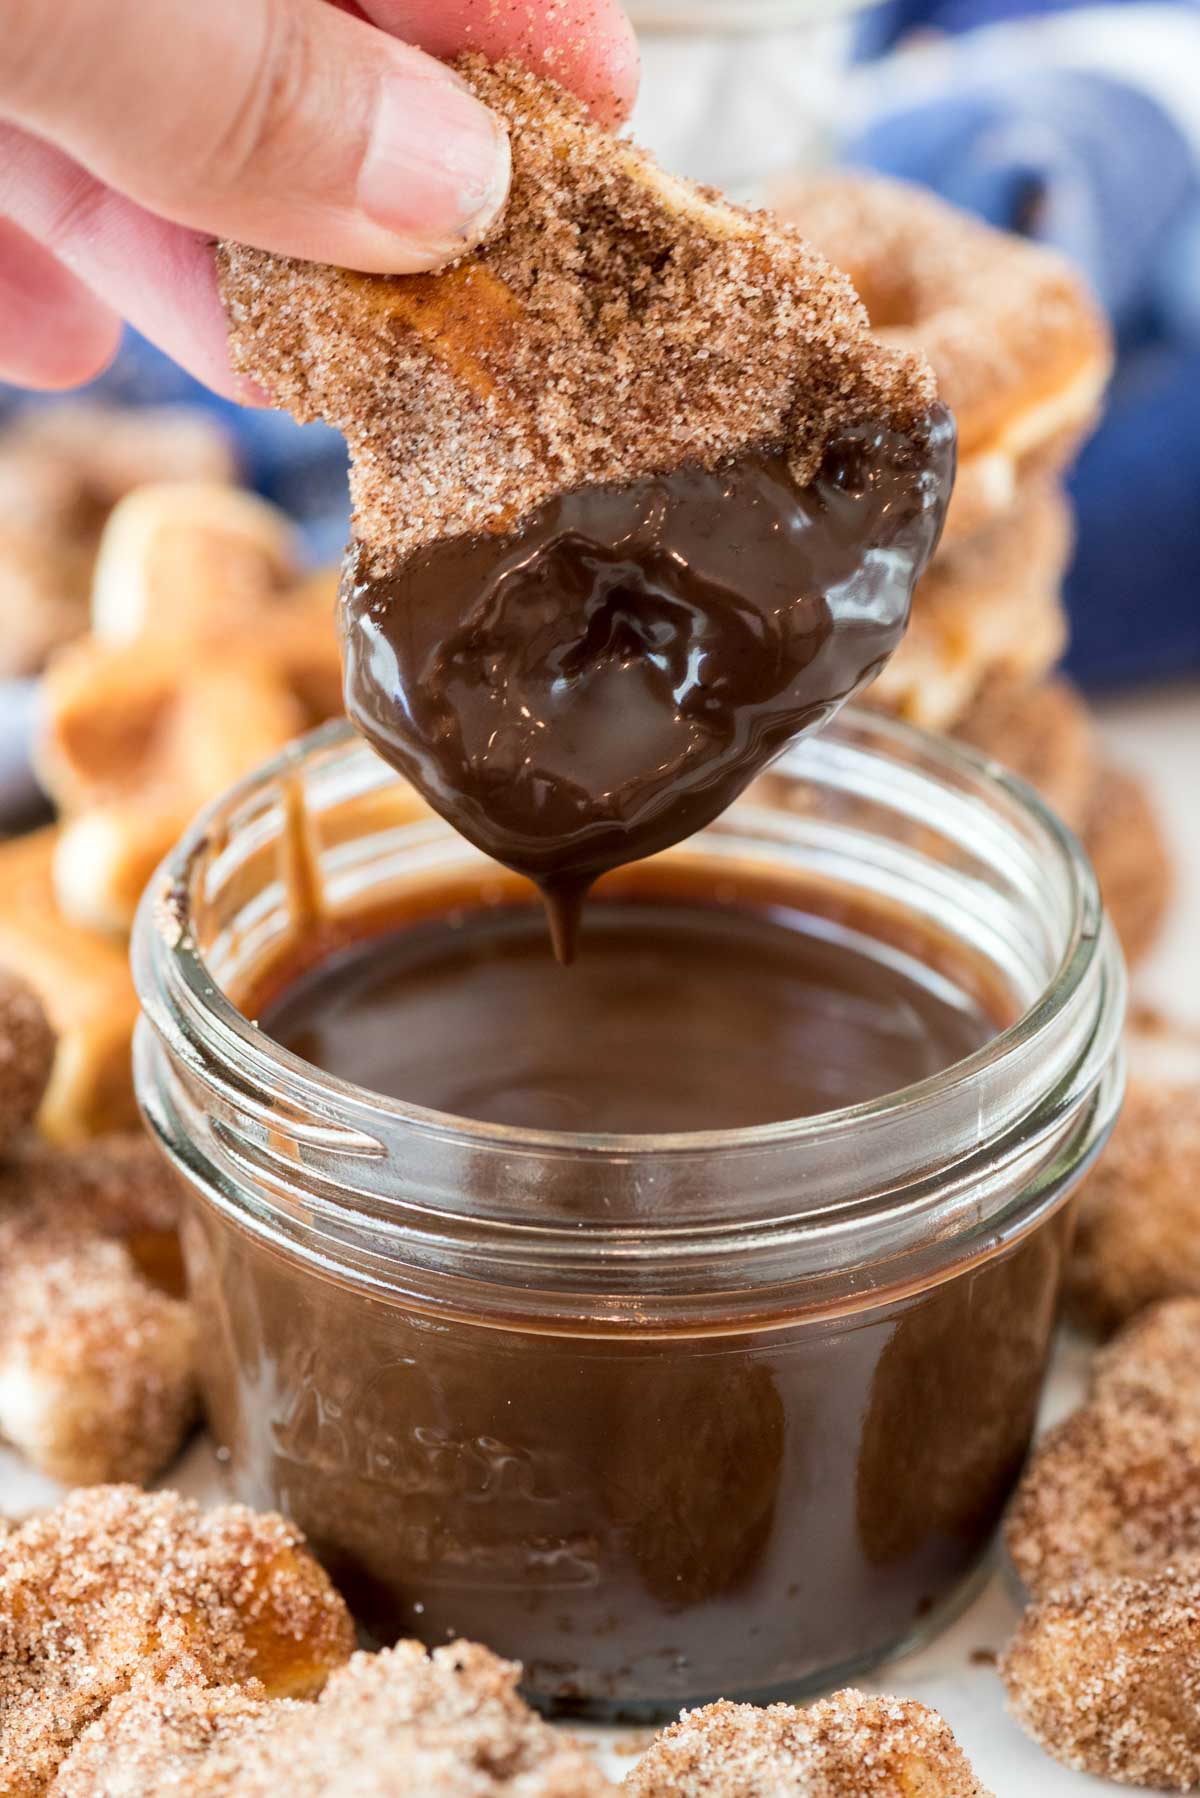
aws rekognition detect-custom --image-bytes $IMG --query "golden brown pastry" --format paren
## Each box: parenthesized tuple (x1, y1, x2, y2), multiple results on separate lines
(0, 1485, 354, 1797)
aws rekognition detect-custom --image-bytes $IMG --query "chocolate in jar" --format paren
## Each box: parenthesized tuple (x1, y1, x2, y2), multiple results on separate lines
(181, 862, 1072, 1716)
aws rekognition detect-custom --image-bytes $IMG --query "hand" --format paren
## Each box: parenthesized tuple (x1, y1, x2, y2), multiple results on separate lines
(0, 0, 638, 397)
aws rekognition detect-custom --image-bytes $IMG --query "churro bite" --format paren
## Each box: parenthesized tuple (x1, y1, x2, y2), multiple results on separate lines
(0, 968, 57, 1155)
(1084, 761, 1173, 969)
(623, 1690, 990, 1796)
(1067, 1046, 1200, 1333)
(1002, 1569, 1200, 1789)
(951, 675, 1098, 832)
(1007, 1297, 1200, 1598)
(0, 404, 236, 678)
(52, 1640, 616, 1797)
(0, 829, 139, 1140)
(36, 484, 341, 936)
(0, 969, 194, 1482)
(0, 1485, 355, 1797)
(220, 58, 952, 957)
(0, 1132, 195, 1484)
(868, 485, 1071, 731)
(773, 171, 1111, 542)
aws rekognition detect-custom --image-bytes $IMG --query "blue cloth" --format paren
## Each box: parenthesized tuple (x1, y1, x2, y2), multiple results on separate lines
(848, 2, 1200, 686)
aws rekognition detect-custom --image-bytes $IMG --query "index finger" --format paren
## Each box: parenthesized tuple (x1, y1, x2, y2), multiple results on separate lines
(354, 0, 640, 125)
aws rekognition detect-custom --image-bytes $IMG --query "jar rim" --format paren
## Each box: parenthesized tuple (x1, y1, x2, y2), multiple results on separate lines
(135, 710, 1112, 1159)
(132, 710, 1126, 1319)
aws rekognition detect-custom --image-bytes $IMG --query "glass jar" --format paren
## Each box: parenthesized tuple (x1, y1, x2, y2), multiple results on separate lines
(132, 711, 1124, 1719)
(626, 0, 873, 194)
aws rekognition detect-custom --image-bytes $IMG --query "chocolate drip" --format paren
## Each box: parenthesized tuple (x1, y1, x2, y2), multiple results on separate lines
(340, 408, 954, 959)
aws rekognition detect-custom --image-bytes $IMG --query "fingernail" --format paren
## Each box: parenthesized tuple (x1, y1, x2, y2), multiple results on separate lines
(359, 74, 510, 261)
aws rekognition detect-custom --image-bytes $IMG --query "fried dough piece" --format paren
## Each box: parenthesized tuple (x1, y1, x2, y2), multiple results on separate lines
(1067, 1052, 1200, 1334)
(219, 60, 938, 572)
(51, 1640, 616, 1797)
(952, 676, 1097, 832)
(0, 1133, 194, 1484)
(36, 484, 341, 936)
(870, 485, 1071, 731)
(0, 404, 237, 677)
(0, 830, 139, 1140)
(1003, 1570, 1200, 1789)
(773, 172, 1111, 542)
(624, 1691, 990, 1796)
(0, 968, 57, 1155)
(1084, 761, 1173, 969)
(1007, 1298, 1200, 1598)
(0, 1485, 355, 1797)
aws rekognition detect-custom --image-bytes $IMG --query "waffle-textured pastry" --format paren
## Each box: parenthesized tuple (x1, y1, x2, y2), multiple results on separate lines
(0, 829, 139, 1140)
(772, 171, 1111, 542)
(219, 59, 940, 572)
(0, 404, 236, 678)
(869, 485, 1071, 730)
(37, 484, 341, 936)
(951, 675, 1098, 832)
(51, 1640, 616, 1797)
(624, 1690, 990, 1796)
(0, 1485, 355, 1797)
(1083, 761, 1173, 969)
(1003, 1570, 1200, 1789)
(1006, 1297, 1200, 1598)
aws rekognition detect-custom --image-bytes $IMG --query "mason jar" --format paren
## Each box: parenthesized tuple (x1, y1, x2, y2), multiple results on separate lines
(626, 0, 874, 194)
(132, 710, 1124, 1719)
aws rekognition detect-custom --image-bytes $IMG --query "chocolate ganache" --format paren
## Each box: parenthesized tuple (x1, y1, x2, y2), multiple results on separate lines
(340, 410, 954, 958)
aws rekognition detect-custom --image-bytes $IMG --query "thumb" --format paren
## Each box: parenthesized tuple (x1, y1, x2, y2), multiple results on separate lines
(1, 0, 511, 273)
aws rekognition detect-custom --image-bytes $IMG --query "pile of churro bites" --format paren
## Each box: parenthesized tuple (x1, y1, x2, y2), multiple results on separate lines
(0, 402, 236, 680)
(777, 172, 1171, 970)
(0, 1485, 988, 1797)
(1004, 1297, 1200, 1787)
(0, 969, 193, 1486)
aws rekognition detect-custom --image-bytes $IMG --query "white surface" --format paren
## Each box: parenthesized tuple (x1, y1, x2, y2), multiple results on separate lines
(1, 683, 1196, 1792)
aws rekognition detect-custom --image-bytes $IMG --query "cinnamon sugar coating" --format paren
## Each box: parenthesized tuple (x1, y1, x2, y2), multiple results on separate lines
(623, 1691, 990, 1796)
(952, 675, 1098, 832)
(1067, 1063, 1200, 1334)
(0, 1485, 355, 1797)
(0, 1132, 195, 1483)
(868, 484, 1071, 732)
(0, 969, 56, 1154)
(1007, 1298, 1200, 1598)
(51, 1640, 616, 1797)
(219, 60, 938, 570)
(1003, 1569, 1200, 1788)
(773, 172, 1110, 539)
(1084, 762, 1174, 969)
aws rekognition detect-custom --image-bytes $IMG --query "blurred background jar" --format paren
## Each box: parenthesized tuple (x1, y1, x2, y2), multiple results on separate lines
(625, 0, 873, 192)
